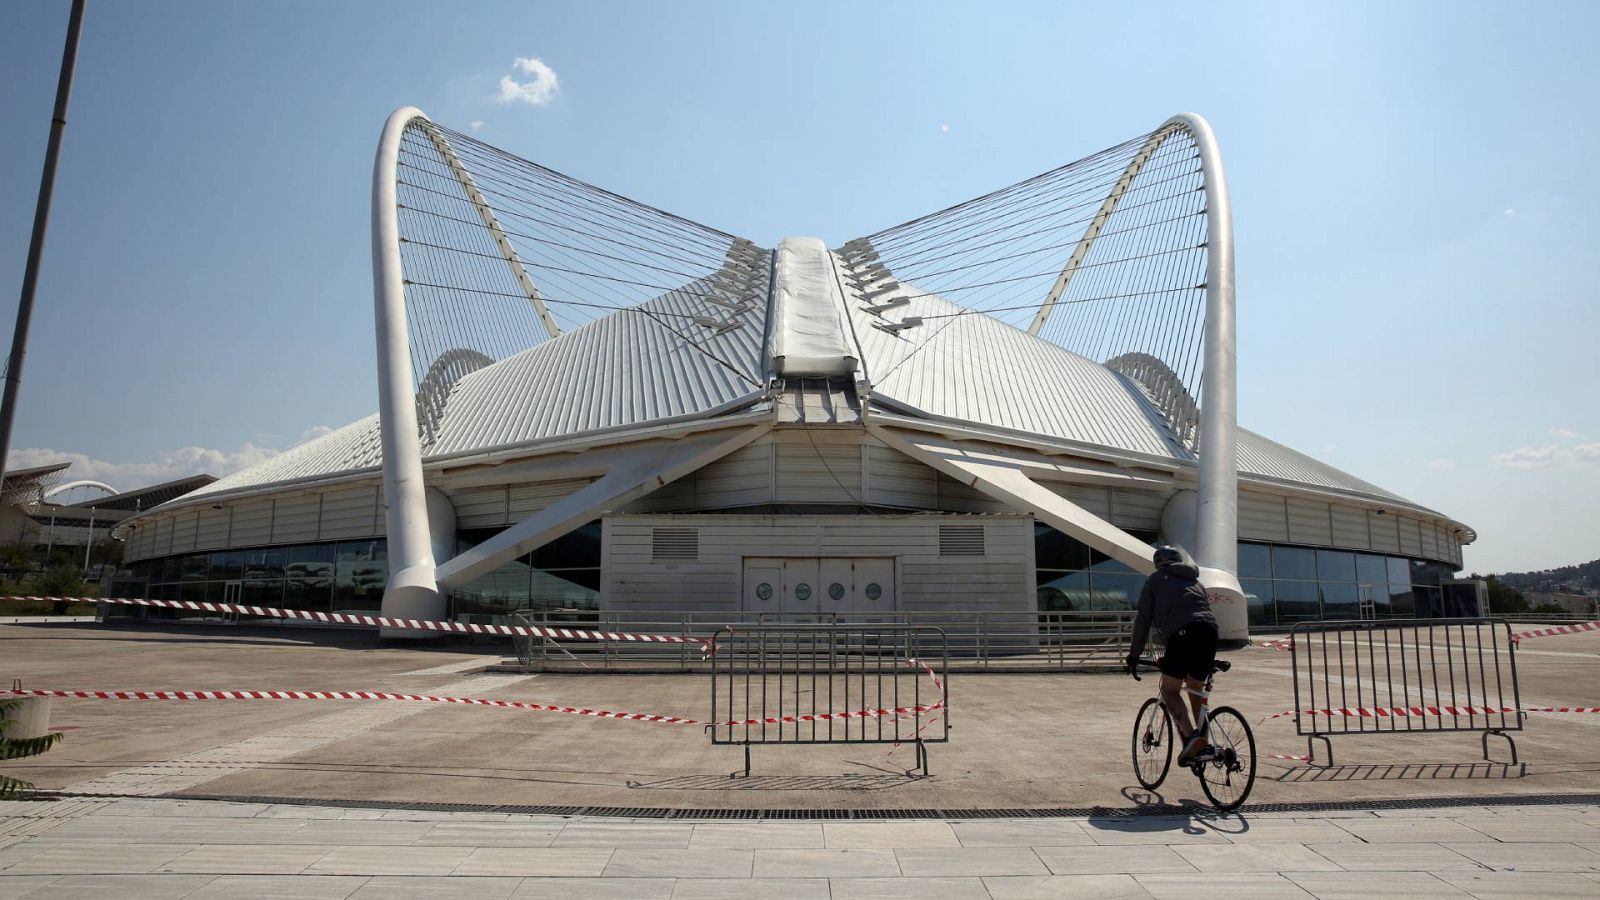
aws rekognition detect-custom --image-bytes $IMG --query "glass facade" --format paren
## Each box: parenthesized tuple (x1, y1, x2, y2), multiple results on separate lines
(128, 539, 390, 614)
(443, 522, 602, 619)
(1035, 526, 1462, 627)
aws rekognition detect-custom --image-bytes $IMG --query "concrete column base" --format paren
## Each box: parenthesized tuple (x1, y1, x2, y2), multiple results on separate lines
(1, 695, 52, 741)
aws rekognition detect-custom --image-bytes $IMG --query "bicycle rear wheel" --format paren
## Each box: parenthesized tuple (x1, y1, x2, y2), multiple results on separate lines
(1196, 706, 1256, 811)
(1132, 697, 1173, 790)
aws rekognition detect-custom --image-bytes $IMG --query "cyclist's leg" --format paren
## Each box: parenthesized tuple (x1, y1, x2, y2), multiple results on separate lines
(1159, 674, 1194, 738)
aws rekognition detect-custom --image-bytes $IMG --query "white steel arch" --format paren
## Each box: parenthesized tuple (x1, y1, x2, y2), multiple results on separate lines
(42, 480, 116, 501)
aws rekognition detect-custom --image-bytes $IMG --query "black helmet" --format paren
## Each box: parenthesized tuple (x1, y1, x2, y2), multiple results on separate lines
(1153, 545, 1184, 568)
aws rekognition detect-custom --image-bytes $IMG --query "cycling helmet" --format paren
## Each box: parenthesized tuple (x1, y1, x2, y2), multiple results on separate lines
(1152, 545, 1184, 568)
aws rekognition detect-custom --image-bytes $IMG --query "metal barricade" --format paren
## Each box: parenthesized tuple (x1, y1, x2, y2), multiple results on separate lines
(709, 625, 949, 777)
(1290, 618, 1523, 766)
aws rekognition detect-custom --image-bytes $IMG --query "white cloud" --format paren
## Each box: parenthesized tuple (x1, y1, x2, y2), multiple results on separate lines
(1426, 458, 1456, 471)
(1550, 426, 1582, 439)
(1503, 208, 1516, 217)
(940, 123, 950, 133)
(8, 428, 336, 494)
(470, 119, 485, 131)
(497, 57, 560, 106)
(1490, 442, 1600, 469)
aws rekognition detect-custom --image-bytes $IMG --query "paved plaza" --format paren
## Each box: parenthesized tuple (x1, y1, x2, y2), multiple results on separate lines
(2, 620, 1599, 895)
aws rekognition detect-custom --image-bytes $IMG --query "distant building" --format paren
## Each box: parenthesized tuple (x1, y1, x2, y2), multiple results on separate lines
(24, 475, 217, 553)
(1524, 591, 1595, 615)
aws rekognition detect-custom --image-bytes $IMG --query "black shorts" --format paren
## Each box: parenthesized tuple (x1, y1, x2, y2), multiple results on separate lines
(1159, 622, 1218, 681)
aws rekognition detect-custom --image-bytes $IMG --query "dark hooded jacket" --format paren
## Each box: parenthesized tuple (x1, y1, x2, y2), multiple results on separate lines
(1128, 561, 1216, 661)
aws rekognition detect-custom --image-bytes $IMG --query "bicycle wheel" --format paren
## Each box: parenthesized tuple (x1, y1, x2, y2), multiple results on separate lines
(1131, 697, 1173, 790)
(1196, 706, 1256, 812)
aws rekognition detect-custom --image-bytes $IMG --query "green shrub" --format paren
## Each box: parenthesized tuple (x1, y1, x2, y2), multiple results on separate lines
(0, 698, 63, 799)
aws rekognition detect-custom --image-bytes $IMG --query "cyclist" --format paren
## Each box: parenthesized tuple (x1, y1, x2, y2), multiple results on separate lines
(1125, 545, 1218, 765)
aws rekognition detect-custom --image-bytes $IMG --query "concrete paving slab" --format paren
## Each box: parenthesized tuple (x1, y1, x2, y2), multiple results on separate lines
(1333, 819, 1500, 843)
(348, 875, 523, 899)
(1304, 841, 1482, 872)
(753, 849, 902, 878)
(601, 849, 752, 878)
(550, 823, 691, 848)
(508, 877, 675, 898)
(185, 874, 370, 898)
(983, 874, 1153, 899)
(1284, 872, 1468, 898)
(449, 849, 614, 877)
(1079, 817, 1231, 845)
(687, 823, 824, 849)
(2, 843, 199, 875)
(7, 874, 218, 899)
(1442, 841, 1600, 872)
(1437, 870, 1600, 898)
(1133, 873, 1313, 898)
(949, 820, 1094, 847)
(307, 846, 476, 876)
(823, 822, 961, 848)
(1203, 820, 1362, 843)
(158, 844, 327, 875)
(1172, 842, 1343, 873)
(411, 822, 562, 848)
(827, 876, 990, 899)
(1463, 819, 1600, 842)
(1032, 845, 1196, 876)
(0, 876, 60, 900)
(669, 877, 829, 899)
(892, 847, 1048, 877)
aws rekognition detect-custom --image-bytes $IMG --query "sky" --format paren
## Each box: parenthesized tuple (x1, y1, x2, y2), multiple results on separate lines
(1, 0, 1596, 575)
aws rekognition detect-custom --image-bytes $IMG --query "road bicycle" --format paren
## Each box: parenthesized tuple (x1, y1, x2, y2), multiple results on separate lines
(1131, 658, 1256, 811)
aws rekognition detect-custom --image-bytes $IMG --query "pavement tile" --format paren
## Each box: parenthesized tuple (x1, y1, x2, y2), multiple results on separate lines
(2, 843, 199, 875)
(603, 849, 753, 878)
(0, 843, 57, 870)
(307, 846, 476, 876)
(688, 824, 824, 849)
(670, 877, 829, 899)
(754, 849, 902, 878)
(824, 823, 961, 849)
(23, 820, 181, 842)
(1134, 873, 1313, 898)
(893, 847, 1048, 877)
(1443, 841, 1600, 872)
(0, 876, 60, 900)
(1306, 842, 1481, 872)
(1464, 820, 1600, 842)
(185, 874, 371, 898)
(6, 874, 217, 898)
(411, 822, 562, 848)
(828, 876, 990, 899)
(159, 844, 328, 875)
(1173, 842, 1342, 873)
(983, 874, 1153, 899)
(255, 805, 390, 820)
(552, 823, 692, 848)
(950, 820, 1093, 847)
(450, 848, 614, 877)
(1208, 821, 1361, 843)
(510, 878, 674, 898)
(1284, 872, 1469, 898)
(1081, 818, 1230, 845)
(1335, 820, 1497, 843)
(1438, 871, 1600, 898)
(349, 875, 523, 899)
(1033, 845, 1196, 876)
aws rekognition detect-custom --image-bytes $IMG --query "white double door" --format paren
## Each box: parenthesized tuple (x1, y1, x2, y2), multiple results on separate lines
(743, 557, 894, 616)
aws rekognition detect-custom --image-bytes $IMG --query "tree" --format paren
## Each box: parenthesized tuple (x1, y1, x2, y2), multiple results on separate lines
(34, 564, 83, 615)
(0, 698, 63, 798)
(1484, 576, 1528, 615)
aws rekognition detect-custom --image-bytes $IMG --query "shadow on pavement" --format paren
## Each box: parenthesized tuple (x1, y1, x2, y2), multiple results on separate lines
(1270, 761, 1536, 782)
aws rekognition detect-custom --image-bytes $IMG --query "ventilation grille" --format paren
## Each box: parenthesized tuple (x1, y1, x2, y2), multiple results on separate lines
(938, 524, 985, 557)
(651, 527, 700, 561)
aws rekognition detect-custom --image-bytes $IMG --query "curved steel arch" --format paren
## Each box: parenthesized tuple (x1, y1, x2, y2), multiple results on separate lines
(43, 479, 116, 501)
(1029, 113, 1242, 622)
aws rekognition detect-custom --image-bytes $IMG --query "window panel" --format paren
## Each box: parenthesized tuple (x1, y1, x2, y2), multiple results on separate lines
(1387, 583, 1415, 618)
(1320, 582, 1359, 618)
(209, 550, 244, 582)
(1090, 572, 1144, 611)
(1316, 549, 1356, 583)
(1242, 578, 1274, 626)
(1388, 557, 1411, 585)
(1035, 525, 1091, 571)
(1355, 553, 1388, 584)
(1036, 570, 1092, 612)
(1238, 543, 1272, 579)
(1272, 546, 1317, 581)
(1274, 579, 1320, 621)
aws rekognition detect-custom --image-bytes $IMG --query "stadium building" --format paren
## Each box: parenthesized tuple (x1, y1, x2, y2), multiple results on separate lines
(112, 110, 1475, 639)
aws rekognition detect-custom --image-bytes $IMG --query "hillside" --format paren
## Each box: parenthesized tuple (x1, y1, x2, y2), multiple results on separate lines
(1493, 557, 1600, 595)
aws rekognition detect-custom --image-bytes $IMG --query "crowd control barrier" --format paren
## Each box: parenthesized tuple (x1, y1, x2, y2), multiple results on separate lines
(1290, 618, 1523, 766)
(708, 625, 949, 777)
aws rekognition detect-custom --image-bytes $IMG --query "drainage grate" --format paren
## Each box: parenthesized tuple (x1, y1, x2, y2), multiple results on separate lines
(27, 790, 1596, 821)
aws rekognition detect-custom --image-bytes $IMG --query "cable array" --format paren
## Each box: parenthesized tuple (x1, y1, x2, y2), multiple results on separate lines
(393, 121, 766, 442)
(838, 124, 1211, 400)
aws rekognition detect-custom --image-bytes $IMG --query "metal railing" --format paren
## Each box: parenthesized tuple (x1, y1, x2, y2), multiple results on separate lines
(1290, 618, 1523, 766)
(510, 609, 1132, 673)
(708, 624, 949, 776)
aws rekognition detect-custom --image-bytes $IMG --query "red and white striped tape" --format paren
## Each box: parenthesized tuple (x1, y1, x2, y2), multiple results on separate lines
(1254, 619, 1599, 652)
(1258, 704, 1600, 723)
(5, 595, 710, 647)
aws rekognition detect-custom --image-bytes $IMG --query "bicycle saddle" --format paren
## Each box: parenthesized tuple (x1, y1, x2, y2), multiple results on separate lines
(1212, 660, 1231, 673)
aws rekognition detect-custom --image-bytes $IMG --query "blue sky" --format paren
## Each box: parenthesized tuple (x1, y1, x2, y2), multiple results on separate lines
(1, 0, 1596, 574)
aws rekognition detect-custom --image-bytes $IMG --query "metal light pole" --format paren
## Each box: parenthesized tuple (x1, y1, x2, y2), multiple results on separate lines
(0, 0, 88, 486)
(82, 504, 95, 572)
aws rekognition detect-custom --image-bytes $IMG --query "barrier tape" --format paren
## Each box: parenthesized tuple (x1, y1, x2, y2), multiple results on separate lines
(1254, 619, 1600, 652)
(0, 687, 946, 729)
(4, 595, 711, 648)
(1257, 704, 1600, 723)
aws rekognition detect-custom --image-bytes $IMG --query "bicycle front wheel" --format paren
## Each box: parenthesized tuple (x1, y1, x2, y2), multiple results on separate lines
(1197, 706, 1256, 812)
(1132, 697, 1173, 790)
